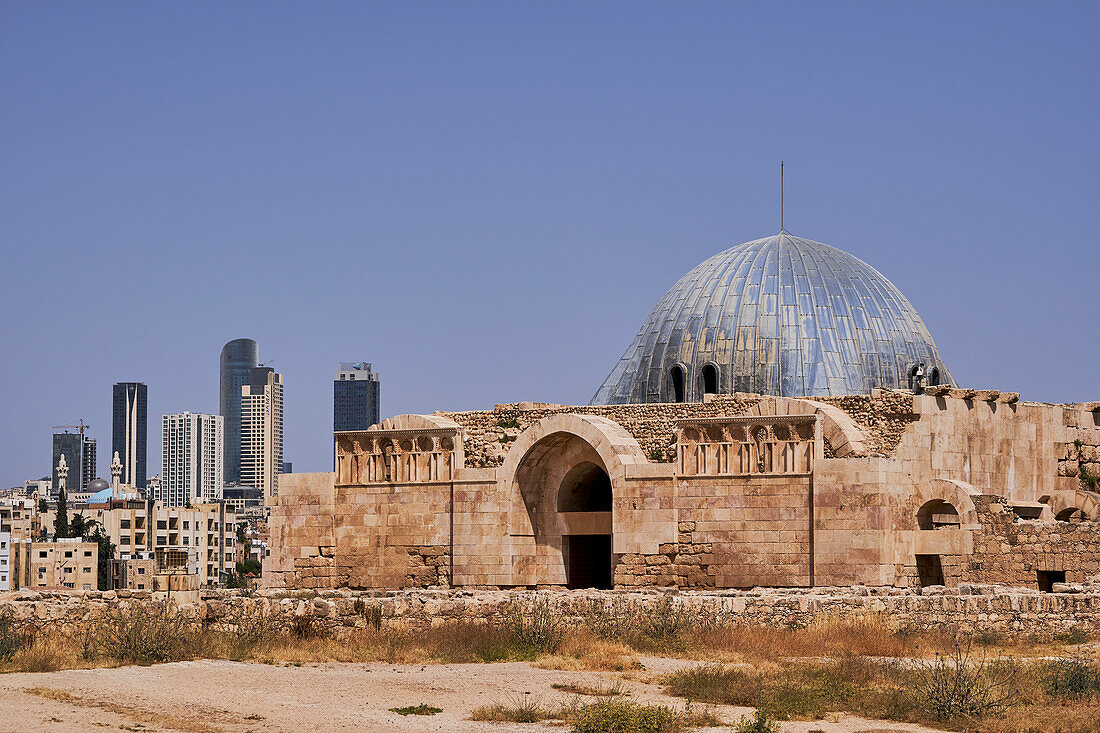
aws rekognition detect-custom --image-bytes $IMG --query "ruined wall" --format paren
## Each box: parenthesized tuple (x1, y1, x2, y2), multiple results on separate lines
(6, 584, 1100, 637)
(962, 497, 1100, 587)
(439, 396, 763, 468)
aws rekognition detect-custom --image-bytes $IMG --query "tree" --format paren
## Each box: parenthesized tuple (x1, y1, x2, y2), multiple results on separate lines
(53, 487, 68, 539)
(87, 526, 115, 591)
(69, 512, 87, 539)
(38, 498, 48, 514)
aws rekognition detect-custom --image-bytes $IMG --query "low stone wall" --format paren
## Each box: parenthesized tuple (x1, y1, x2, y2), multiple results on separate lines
(3, 584, 1100, 638)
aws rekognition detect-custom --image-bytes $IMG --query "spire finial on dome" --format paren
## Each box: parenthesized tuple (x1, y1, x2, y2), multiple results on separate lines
(780, 161, 786, 234)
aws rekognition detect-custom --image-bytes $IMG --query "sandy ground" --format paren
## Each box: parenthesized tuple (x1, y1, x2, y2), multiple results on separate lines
(0, 658, 947, 733)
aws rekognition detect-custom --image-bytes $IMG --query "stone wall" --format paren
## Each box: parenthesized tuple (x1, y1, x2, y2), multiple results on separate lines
(439, 396, 763, 468)
(439, 390, 923, 468)
(4, 585, 1100, 637)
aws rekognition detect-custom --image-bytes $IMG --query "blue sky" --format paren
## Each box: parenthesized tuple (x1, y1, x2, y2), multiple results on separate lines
(2, 1, 1098, 487)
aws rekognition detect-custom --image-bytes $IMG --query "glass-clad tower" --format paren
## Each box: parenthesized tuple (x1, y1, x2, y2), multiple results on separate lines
(334, 362, 381, 432)
(112, 382, 148, 488)
(220, 338, 258, 483)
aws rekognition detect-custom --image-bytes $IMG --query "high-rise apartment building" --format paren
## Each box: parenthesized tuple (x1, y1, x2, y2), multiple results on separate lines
(240, 367, 283, 505)
(334, 362, 380, 431)
(161, 413, 224, 507)
(112, 382, 147, 489)
(82, 437, 97, 491)
(52, 433, 96, 494)
(219, 339, 258, 483)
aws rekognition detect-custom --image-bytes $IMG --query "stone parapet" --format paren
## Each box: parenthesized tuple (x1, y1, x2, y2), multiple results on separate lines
(3, 585, 1100, 637)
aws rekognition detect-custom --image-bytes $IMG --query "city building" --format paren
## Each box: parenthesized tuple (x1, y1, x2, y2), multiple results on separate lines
(241, 367, 283, 506)
(161, 412, 224, 506)
(51, 432, 95, 494)
(145, 475, 161, 500)
(222, 482, 263, 519)
(9, 537, 98, 590)
(55, 453, 237, 586)
(0, 497, 42, 540)
(219, 338, 258, 484)
(110, 552, 155, 591)
(0, 532, 10, 590)
(112, 382, 148, 489)
(268, 231, 1100, 593)
(23, 478, 50, 500)
(334, 362, 380, 432)
(282, 462, 292, 474)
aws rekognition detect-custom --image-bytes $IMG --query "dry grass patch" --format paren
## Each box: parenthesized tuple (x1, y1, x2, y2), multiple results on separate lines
(22, 686, 224, 733)
(535, 629, 641, 671)
(551, 680, 626, 696)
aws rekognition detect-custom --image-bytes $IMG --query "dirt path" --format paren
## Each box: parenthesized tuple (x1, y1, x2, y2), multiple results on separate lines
(0, 659, 946, 733)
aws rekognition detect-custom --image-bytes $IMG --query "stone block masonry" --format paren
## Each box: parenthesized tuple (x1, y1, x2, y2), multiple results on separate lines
(4, 584, 1100, 638)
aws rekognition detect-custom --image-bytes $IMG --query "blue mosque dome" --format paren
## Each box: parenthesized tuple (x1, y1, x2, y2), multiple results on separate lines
(591, 232, 952, 405)
(86, 485, 114, 503)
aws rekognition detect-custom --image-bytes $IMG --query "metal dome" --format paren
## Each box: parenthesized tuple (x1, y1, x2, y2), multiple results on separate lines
(86, 478, 110, 493)
(591, 232, 952, 404)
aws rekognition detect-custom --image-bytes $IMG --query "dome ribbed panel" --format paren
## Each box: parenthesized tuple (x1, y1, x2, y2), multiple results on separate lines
(590, 233, 951, 404)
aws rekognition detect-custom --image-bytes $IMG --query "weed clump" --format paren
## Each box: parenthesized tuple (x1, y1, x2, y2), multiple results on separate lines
(1045, 652, 1100, 698)
(99, 605, 190, 665)
(570, 699, 682, 733)
(913, 639, 1016, 720)
(505, 596, 567, 654)
(390, 703, 442, 716)
(735, 710, 781, 733)
(0, 608, 31, 661)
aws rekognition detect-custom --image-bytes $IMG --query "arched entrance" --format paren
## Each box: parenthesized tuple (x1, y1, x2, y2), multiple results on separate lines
(557, 461, 613, 588)
(510, 433, 615, 589)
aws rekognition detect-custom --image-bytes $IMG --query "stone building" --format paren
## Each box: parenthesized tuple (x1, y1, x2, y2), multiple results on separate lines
(10, 537, 98, 591)
(266, 232, 1100, 592)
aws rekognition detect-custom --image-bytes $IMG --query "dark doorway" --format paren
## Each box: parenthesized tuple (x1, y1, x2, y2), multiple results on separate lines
(670, 365, 685, 403)
(702, 364, 718, 396)
(1037, 570, 1065, 592)
(565, 535, 612, 589)
(558, 462, 612, 512)
(916, 554, 945, 587)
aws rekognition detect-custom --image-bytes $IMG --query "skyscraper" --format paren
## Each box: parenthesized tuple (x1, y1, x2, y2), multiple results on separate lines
(334, 362, 381, 431)
(81, 436, 97, 490)
(51, 433, 95, 494)
(240, 367, 283, 505)
(112, 382, 147, 488)
(161, 412, 224, 507)
(219, 339, 258, 483)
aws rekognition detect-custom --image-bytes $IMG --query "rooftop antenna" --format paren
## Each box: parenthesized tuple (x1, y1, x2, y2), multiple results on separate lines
(780, 161, 785, 234)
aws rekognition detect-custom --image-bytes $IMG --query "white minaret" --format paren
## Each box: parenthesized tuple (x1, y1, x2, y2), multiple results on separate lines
(110, 450, 123, 499)
(57, 454, 69, 492)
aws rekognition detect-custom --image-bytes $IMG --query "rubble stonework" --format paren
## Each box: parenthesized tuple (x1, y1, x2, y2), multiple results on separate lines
(3, 585, 1100, 637)
(266, 393, 1100, 594)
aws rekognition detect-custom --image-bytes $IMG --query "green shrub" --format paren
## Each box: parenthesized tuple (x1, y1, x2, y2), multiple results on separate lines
(1045, 653, 1100, 698)
(735, 710, 781, 733)
(571, 700, 681, 733)
(390, 704, 442, 716)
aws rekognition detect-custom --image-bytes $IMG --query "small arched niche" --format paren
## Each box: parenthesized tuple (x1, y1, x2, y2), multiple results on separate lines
(558, 461, 612, 512)
(929, 367, 942, 386)
(670, 365, 686, 403)
(1056, 507, 1086, 523)
(701, 363, 718, 396)
(917, 499, 961, 530)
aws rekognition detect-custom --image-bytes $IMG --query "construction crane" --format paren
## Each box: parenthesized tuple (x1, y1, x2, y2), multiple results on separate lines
(52, 419, 91, 437)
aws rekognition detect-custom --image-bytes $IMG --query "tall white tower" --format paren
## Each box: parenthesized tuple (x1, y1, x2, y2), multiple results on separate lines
(161, 412, 224, 507)
(240, 367, 284, 506)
